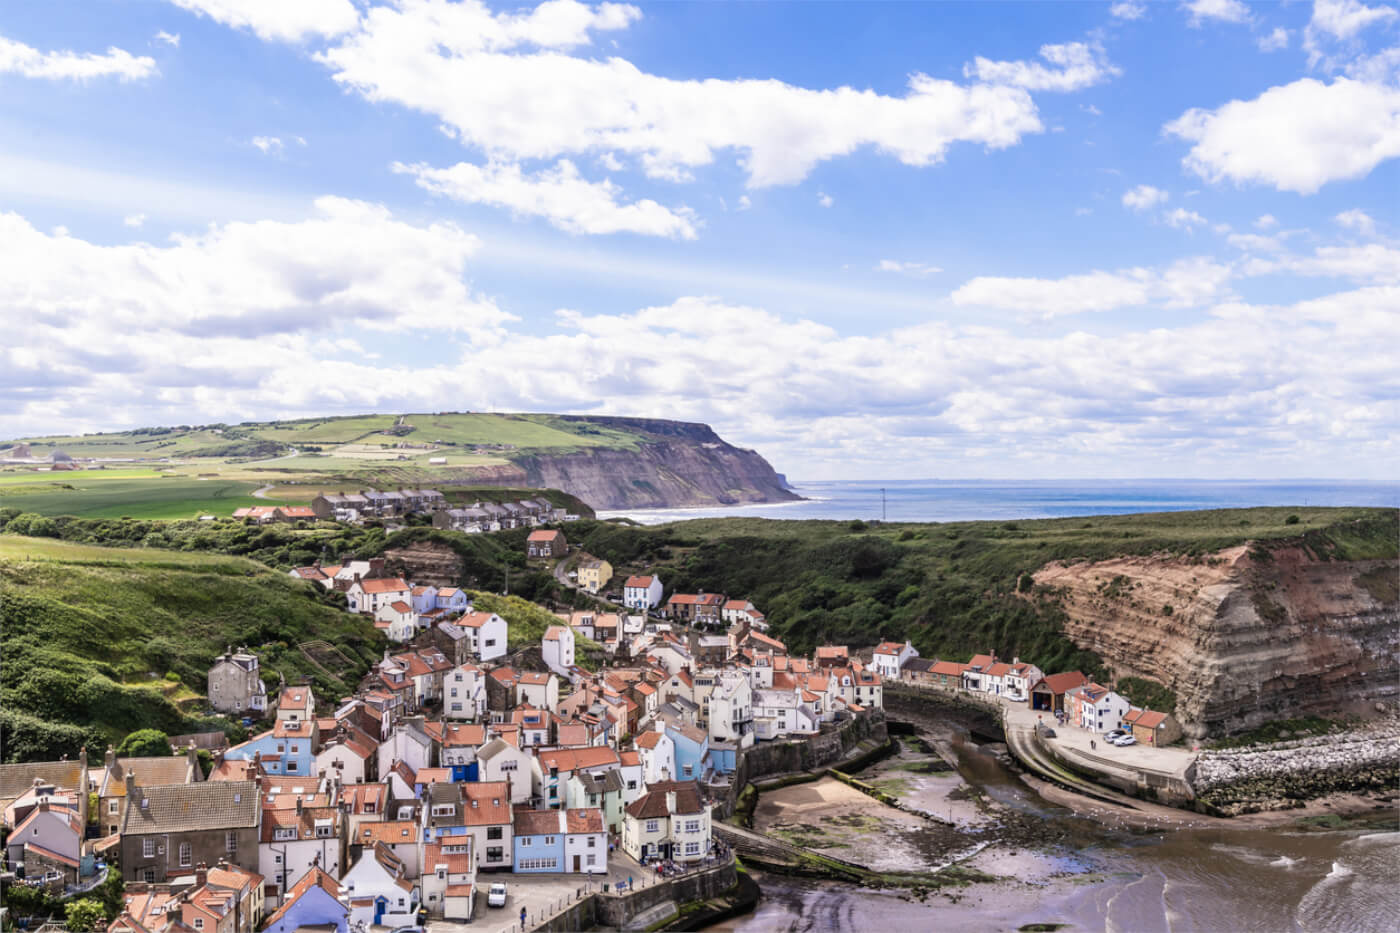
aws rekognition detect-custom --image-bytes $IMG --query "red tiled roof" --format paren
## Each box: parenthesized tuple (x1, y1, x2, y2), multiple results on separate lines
(358, 577, 411, 594)
(1124, 708, 1170, 729)
(566, 808, 604, 833)
(360, 821, 418, 845)
(1034, 671, 1088, 694)
(624, 575, 654, 588)
(527, 530, 564, 542)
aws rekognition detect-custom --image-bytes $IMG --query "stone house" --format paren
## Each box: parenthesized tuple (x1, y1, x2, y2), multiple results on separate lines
(120, 778, 261, 882)
(208, 647, 268, 716)
(526, 529, 567, 558)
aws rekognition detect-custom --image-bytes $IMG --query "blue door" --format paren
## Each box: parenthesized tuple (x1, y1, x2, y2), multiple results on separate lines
(374, 897, 387, 924)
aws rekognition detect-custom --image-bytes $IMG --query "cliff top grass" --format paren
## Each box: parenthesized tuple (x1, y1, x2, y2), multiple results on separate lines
(0, 534, 380, 763)
(569, 507, 1397, 677)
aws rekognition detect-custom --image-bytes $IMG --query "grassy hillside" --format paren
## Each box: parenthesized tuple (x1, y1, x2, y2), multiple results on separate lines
(6, 412, 648, 460)
(0, 536, 381, 763)
(568, 507, 1398, 676)
(0, 474, 264, 519)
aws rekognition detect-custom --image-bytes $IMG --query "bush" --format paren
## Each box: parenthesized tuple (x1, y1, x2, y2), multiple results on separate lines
(66, 899, 108, 932)
(1286, 514, 1301, 525)
(116, 728, 172, 758)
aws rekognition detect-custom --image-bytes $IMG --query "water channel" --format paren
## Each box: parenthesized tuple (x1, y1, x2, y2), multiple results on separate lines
(712, 717, 1399, 932)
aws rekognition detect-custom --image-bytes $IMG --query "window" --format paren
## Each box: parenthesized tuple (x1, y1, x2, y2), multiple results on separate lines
(520, 837, 531, 847)
(487, 827, 502, 840)
(364, 802, 376, 814)
(226, 831, 238, 852)
(500, 760, 517, 772)
(179, 843, 192, 867)
(685, 842, 700, 855)
(684, 820, 700, 833)
(486, 846, 503, 862)
(544, 835, 555, 845)
(431, 805, 454, 817)
(109, 800, 120, 814)
(645, 820, 659, 833)
(587, 837, 595, 848)
(274, 855, 282, 864)
(587, 854, 597, 866)
(194, 920, 204, 930)
(143, 869, 156, 884)
(143, 839, 155, 858)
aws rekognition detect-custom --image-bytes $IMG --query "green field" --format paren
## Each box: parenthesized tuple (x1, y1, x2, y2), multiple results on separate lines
(0, 475, 263, 519)
(0, 535, 380, 763)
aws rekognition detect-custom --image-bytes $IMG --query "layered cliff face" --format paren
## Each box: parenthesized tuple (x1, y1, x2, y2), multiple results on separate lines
(503, 417, 798, 510)
(1035, 541, 1399, 739)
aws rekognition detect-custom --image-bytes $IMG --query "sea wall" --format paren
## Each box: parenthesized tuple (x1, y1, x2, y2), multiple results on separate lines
(528, 861, 738, 932)
(1193, 720, 1400, 815)
(882, 684, 1006, 740)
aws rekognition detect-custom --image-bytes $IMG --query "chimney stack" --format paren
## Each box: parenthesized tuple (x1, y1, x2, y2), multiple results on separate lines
(195, 864, 208, 888)
(187, 743, 200, 770)
(125, 770, 137, 804)
(105, 746, 116, 769)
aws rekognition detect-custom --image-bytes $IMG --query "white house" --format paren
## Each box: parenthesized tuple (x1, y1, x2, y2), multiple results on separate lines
(721, 599, 758, 625)
(542, 626, 576, 677)
(1003, 659, 1045, 703)
(420, 839, 476, 920)
(315, 735, 372, 786)
(342, 844, 419, 928)
(695, 670, 752, 744)
(623, 575, 664, 611)
(346, 577, 412, 615)
(516, 671, 559, 710)
(258, 804, 345, 907)
(621, 781, 710, 865)
(871, 641, 918, 680)
(377, 719, 433, 782)
(458, 781, 513, 873)
(375, 600, 419, 643)
(753, 689, 817, 739)
(634, 728, 676, 784)
(1072, 683, 1132, 733)
(457, 611, 508, 663)
(475, 738, 534, 804)
(443, 664, 487, 721)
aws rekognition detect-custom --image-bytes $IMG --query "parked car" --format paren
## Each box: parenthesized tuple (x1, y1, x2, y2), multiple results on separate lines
(487, 883, 508, 908)
(1113, 734, 1137, 746)
(1104, 729, 1127, 741)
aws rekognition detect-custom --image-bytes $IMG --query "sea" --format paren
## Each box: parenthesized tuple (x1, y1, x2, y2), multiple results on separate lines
(599, 479, 1400, 525)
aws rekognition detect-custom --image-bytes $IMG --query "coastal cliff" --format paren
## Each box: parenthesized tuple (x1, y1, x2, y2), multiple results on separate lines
(505, 417, 798, 510)
(1034, 517, 1399, 738)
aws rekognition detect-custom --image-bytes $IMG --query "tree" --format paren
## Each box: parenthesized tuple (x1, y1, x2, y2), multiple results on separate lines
(66, 899, 107, 932)
(116, 729, 172, 758)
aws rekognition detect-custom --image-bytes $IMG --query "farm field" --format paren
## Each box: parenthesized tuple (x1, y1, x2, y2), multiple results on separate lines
(0, 475, 263, 519)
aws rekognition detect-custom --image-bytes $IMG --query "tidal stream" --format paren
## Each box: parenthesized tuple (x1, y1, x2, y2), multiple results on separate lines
(713, 721, 1399, 932)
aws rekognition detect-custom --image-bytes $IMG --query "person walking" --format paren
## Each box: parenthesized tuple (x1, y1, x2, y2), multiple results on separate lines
(520, 906, 527, 929)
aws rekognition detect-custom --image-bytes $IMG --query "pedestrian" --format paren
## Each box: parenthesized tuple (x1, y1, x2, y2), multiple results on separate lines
(520, 906, 527, 928)
(628, 874, 633, 889)
(1091, 739, 1096, 750)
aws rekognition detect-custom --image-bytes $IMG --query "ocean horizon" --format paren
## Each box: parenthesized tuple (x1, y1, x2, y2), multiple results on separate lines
(598, 478, 1400, 526)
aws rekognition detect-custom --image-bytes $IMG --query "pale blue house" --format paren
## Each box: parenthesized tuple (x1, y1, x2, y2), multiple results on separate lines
(262, 867, 349, 933)
(512, 810, 566, 873)
(664, 723, 710, 782)
(223, 721, 318, 776)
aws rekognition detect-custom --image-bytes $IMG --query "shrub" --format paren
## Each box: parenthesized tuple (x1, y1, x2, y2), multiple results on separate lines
(116, 728, 172, 758)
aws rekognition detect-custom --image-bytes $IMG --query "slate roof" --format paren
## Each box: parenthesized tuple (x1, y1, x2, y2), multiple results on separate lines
(624, 780, 703, 819)
(0, 760, 87, 800)
(122, 780, 259, 834)
(101, 756, 196, 796)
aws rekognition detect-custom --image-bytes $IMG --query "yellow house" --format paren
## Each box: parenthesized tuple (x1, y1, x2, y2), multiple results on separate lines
(576, 557, 613, 594)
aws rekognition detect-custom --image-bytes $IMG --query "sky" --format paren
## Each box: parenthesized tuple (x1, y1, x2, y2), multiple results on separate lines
(0, 0, 1397, 481)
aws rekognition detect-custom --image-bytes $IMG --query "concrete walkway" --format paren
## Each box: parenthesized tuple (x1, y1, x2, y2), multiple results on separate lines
(1004, 701, 1196, 782)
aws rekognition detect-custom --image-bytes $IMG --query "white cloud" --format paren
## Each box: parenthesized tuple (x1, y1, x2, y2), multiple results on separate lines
(736, 195, 752, 211)
(1164, 77, 1400, 194)
(155, 31, 181, 47)
(1254, 214, 1278, 229)
(1165, 207, 1209, 230)
(875, 260, 942, 278)
(951, 256, 1232, 316)
(964, 41, 1121, 92)
(817, 192, 834, 208)
(1122, 184, 1169, 211)
(1309, 0, 1397, 41)
(251, 135, 284, 155)
(1335, 208, 1377, 234)
(1184, 0, 1253, 27)
(1110, 2, 1147, 20)
(123, 213, 147, 228)
(1257, 27, 1289, 51)
(0, 33, 156, 81)
(1244, 243, 1400, 282)
(395, 159, 699, 239)
(169, 0, 361, 43)
(1228, 232, 1284, 251)
(313, 0, 1044, 189)
(2, 201, 1393, 478)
